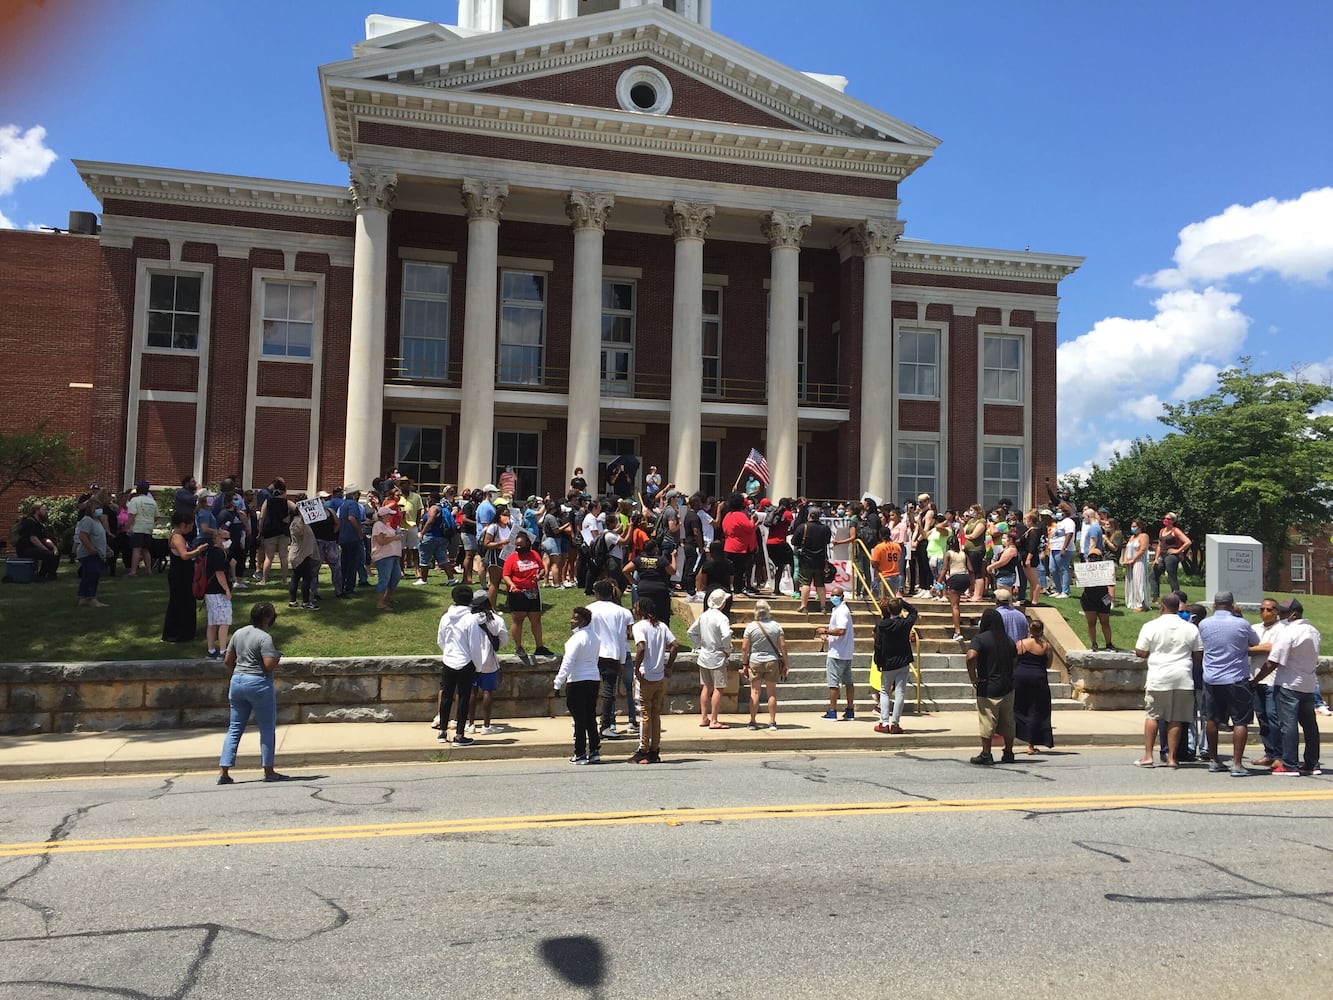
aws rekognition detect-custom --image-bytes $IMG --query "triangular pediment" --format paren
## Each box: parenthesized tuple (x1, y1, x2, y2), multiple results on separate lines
(320, 5, 940, 149)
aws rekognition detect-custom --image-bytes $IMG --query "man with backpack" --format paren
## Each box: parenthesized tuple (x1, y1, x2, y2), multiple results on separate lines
(415, 491, 457, 587)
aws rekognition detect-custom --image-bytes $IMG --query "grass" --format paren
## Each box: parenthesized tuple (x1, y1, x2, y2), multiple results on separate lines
(0, 565, 692, 662)
(1044, 579, 1333, 655)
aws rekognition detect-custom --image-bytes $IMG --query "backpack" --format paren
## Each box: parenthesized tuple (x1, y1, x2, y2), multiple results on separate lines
(191, 556, 209, 599)
(590, 532, 611, 568)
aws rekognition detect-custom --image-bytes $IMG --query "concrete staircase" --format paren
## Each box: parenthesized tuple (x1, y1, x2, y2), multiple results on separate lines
(720, 593, 1082, 716)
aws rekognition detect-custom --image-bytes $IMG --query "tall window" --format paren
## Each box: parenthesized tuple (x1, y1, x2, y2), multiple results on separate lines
(261, 281, 315, 359)
(600, 280, 635, 396)
(702, 287, 722, 397)
(898, 328, 939, 398)
(699, 439, 720, 499)
(495, 431, 540, 500)
(897, 441, 938, 507)
(499, 271, 545, 384)
(1291, 552, 1307, 583)
(983, 334, 1022, 402)
(401, 262, 450, 379)
(397, 426, 444, 489)
(982, 445, 1021, 510)
(146, 273, 202, 351)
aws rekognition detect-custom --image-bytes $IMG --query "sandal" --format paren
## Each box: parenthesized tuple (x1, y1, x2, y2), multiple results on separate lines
(1132, 758, 1154, 768)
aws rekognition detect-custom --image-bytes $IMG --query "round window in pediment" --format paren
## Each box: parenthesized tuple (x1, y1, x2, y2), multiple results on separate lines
(616, 65, 673, 116)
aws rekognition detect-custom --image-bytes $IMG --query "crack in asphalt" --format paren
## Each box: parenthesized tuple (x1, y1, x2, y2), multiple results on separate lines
(760, 757, 938, 802)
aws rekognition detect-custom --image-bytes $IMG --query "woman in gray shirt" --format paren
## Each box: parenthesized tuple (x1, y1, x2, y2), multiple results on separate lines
(217, 602, 289, 784)
(741, 600, 788, 731)
(74, 493, 112, 608)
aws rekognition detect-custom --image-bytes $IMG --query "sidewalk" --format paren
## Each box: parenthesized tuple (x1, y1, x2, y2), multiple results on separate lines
(0, 710, 1149, 780)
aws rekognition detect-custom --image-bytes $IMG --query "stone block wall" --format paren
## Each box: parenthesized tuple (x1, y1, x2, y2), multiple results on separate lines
(0, 653, 731, 734)
(1064, 651, 1333, 711)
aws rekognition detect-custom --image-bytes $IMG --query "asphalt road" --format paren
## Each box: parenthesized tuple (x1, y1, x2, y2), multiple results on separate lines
(1, 748, 1330, 999)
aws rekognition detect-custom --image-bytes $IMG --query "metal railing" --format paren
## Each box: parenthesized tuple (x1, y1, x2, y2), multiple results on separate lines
(385, 357, 849, 407)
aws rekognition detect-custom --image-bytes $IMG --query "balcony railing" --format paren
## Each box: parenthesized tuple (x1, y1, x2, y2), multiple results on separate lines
(386, 357, 848, 407)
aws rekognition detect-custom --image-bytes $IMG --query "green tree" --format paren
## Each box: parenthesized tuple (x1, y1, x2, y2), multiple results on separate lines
(0, 425, 87, 499)
(1158, 359, 1333, 587)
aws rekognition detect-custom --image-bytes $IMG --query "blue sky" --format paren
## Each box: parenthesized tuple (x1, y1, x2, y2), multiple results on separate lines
(2, 0, 1331, 476)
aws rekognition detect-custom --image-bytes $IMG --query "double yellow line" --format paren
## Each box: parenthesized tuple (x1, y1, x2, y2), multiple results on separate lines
(3, 787, 1330, 858)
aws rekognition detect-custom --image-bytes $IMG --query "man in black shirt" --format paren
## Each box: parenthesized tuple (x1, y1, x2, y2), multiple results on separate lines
(792, 508, 832, 613)
(681, 494, 705, 596)
(966, 608, 1017, 765)
(15, 504, 61, 580)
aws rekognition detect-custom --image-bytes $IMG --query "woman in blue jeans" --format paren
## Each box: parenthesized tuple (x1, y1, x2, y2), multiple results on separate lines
(217, 602, 289, 784)
(73, 494, 112, 608)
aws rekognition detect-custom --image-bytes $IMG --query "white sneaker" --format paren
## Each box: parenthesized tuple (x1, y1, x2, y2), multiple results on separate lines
(1316, 705, 1332, 717)
(412, 579, 428, 587)
(482, 724, 503, 734)
(951, 632, 964, 641)
(465, 723, 478, 734)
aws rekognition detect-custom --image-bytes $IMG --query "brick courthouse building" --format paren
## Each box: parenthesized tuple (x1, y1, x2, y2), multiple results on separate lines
(0, 0, 1081, 508)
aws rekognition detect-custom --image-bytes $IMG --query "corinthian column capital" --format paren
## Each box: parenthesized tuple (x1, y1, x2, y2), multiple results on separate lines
(461, 178, 509, 221)
(851, 217, 905, 257)
(566, 191, 615, 232)
(761, 210, 811, 249)
(665, 201, 715, 242)
(349, 166, 398, 212)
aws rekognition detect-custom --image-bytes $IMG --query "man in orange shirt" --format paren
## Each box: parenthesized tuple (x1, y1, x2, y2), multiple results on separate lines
(870, 527, 903, 599)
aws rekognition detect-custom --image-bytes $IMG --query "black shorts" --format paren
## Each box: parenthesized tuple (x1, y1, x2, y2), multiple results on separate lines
(947, 572, 970, 594)
(130, 532, 152, 550)
(1203, 682, 1254, 727)
(1081, 587, 1111, 614)
(508, 589, 542, 613)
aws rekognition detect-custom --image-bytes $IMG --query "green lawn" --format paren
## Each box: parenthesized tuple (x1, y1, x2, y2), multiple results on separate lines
(1048, 581, 1333, 655)
(0, 565, 691, 662)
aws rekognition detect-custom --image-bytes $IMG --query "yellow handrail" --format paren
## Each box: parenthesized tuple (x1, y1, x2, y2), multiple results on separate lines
(849, 536, 922, 715)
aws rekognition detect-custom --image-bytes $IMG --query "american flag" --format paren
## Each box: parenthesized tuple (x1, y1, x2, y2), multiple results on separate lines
(743, 448, 770, 485)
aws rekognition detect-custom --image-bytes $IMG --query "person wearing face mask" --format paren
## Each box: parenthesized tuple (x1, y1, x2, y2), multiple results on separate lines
(73, 494, 113, 608)
(1151, 513, 1191, 602)
(502, 531, 553, 657)
(163, 510, 209, 640)
(1121, 517, 1151, 612)
(816, 585, 857, 721)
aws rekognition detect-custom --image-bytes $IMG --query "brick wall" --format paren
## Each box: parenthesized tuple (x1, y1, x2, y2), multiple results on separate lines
(251, 406, 311, 490)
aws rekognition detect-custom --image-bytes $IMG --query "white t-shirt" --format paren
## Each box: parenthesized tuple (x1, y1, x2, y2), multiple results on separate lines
(581, 512, 604, 546)
(827, 602, 855, 660)
(1249, 619, 1283, 683)
(1049, 516, 1075, 554)
(632, 619, 675, 681)
(687, 607, 732, 669)
(127, 494, 158, 535)
(588, 600, 634, 660)
(1268, 618, 1321, 693)
(699, 510, 715, 546)
(1134, 614, 1202, 690)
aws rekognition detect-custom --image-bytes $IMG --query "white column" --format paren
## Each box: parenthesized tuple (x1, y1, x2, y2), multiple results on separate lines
(853, 218, 904, 501)
(566, 191, 614, 486)
(666, 201, 714, 494)
(761, 210, 810, 501)
(344, 166, 397, 487)
(457, 178, 508, 490)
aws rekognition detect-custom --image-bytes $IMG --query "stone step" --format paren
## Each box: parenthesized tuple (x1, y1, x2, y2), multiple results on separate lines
(757, 697, 1087, 714)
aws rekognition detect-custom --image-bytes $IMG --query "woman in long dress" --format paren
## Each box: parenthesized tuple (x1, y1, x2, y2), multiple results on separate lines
(162, 511, 208, 643)
(1013, 618, 1055, 753)
(1120, 518, 1151, 612)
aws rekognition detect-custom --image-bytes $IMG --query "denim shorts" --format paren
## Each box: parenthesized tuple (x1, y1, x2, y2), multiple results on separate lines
(826, 657, 853, 688)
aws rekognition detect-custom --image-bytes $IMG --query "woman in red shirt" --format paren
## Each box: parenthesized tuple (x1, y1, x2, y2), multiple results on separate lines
(502, 531, 553, 658)
(721, 493, 759, 597)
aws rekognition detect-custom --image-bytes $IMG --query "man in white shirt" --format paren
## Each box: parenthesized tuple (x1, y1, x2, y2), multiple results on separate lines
(1048, 502, 1076, 599)
(588, 579, 635, 739)
(816, 585, 857, 721)
(1254, 598, 1322, 775)
(578, 499, 605, 594)
(1133, 593, 1203, 768)
(1246, 598, 1284, 768)
(688, 589, 733, 729)
(436, 585, 480, 746)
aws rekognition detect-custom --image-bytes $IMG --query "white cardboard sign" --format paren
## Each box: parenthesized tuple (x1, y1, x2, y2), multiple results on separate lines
(1073, 559, 1115, 588)
(297, 498, 328, 525)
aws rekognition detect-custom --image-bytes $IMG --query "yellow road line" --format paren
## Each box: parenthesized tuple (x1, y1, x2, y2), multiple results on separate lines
(2, 788, 1330, 858)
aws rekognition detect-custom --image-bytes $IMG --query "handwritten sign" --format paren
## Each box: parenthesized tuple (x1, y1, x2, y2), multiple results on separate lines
(297, 498, 328, 525)
(1073, 559, 1116, 588)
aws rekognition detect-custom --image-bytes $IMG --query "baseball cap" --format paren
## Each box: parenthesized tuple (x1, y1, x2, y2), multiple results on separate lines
(1212, 591, 1235, 606)
(994, 588, 1012, 604)
(136, 479, 150, 491)
(317, 490, 332, 499)
(342, 483, 360, 494)
(1277, 597, 1304, 617)
(482, 483, 499, 493)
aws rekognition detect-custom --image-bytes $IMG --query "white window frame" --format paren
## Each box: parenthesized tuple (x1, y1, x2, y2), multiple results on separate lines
(396, 424, 447, 491)
(400, 260, 451, 381)
(259, 278, 318, 362)
(1291, 552, 1307, 583)
(600, 279, 636, 397)
(144, 271, 205, 354)
(981, 331, 1024, 404)
(498, 269, 547, 385)
(702, 285, 723, 398)
(980, 442, 1023, 511)
(896, 437, 940, 508)
(897, 326, 941, 400)
(494, 428, 542, 500)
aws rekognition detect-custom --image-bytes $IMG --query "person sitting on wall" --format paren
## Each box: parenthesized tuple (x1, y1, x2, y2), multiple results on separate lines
(14, 503, 61, 581)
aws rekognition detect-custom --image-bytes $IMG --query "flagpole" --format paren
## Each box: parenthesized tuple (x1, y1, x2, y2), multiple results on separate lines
(731, 468, 745, 494)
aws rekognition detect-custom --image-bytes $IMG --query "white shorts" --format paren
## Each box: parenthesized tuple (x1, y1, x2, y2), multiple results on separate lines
(204, 592, 233, 626)
(404, 525, 420, 550)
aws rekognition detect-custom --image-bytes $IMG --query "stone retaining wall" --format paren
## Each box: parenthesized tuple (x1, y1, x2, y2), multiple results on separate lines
(0, 654, 737, 734)
(1065, 651, 1333, 710)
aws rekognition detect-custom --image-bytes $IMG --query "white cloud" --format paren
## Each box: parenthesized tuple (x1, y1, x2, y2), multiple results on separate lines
(1172, 362, 1220, 400)
(0, 207, 13, 229)
(1146, 187, 1333, 289)
(0, 124, 56, 231)
(1123, 394, 1163, 421)
(1062, 438, 1135, 481)
(1057, 287, 1249, 438)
